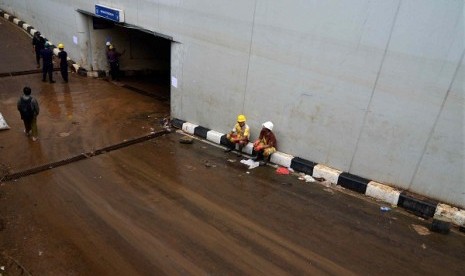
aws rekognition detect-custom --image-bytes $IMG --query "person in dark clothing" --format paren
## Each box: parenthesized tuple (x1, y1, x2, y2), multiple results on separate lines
(17, 86, 40, 141)
(107, 45, 125, 81)
(57, 43, 68, 83)
(32, 31, 45, 68)
(40, 42, 55, 83)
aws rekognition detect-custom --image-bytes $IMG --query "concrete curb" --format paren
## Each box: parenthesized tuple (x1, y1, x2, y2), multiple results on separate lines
(0, 9, 87, 76)
(172, 118, 465, 229)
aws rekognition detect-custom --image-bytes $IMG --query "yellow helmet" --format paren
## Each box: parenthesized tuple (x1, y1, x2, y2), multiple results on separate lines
(237, 114, 246, 122)
(58, 43, 64, 49)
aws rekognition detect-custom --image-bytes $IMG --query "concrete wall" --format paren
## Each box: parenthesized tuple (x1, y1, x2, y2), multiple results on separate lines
(0, 0, 463, 207)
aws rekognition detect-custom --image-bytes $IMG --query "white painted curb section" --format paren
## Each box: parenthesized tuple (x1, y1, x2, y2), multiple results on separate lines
(270, 152, 294, 168)
(181, 122, 198, 135)
(434, 203, 465, 227)
(366, 181, 401, 206)
(206, 130, 223, 145)
(313, 164, 341, 184)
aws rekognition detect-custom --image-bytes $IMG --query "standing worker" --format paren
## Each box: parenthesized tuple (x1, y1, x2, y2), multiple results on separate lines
(17, 87, 40, 142)
(107, 45, 125, 81)
(224, 114, 250, 156)
(57, 43, 68, 83)
(40, 42, 55, 83)
(32, 31, 45, 68)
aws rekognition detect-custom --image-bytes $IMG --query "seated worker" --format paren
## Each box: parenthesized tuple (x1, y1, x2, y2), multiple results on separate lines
(253, 121, 277, 164)
(224, 114, 250, 156)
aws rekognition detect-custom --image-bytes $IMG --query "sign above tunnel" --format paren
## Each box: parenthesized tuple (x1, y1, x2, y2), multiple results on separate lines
(95, 4, 125, 23)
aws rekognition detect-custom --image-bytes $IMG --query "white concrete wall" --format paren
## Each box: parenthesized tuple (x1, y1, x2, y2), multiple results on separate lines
(0, 0, 463, 207)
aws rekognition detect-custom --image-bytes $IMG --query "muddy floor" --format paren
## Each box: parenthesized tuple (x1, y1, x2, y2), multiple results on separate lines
(0, 14, 464, 276)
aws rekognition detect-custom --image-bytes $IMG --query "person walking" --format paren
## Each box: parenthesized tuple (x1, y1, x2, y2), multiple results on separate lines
(17, 87, 40, 141)
(32, 31, 45, 68)
(252, 121, 277, 165)
(107, 45, 125, 81)
(224, 114, 250, 156)
(57, 43, 68, 83)
(40, 42, 55, 83)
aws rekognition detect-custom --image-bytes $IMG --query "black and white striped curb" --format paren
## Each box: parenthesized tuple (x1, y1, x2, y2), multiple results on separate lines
(172, 118, 465, 229)
(0, 9, 87, 76)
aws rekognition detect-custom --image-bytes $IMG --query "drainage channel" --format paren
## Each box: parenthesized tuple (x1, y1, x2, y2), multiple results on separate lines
(2, 130, 170, 182)
(0, 68, 60, 78)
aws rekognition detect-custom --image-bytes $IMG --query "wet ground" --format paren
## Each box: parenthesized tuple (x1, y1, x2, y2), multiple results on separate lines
(0, 15, 464, 276)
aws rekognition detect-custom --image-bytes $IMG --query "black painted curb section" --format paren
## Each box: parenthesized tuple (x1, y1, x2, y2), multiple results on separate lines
(220, 134, 229, 146)
(338, 172, 369, 194)
(171, 118, 185, 129)
(194, 126, 210, 139)
(398, 192, 438, 219)
(290, 157, 317, 176)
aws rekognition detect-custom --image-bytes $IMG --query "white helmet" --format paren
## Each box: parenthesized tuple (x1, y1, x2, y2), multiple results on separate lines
(262, 121, 274, 131)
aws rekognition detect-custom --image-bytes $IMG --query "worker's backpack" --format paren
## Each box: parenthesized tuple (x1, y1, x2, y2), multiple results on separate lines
(20, 97, 34, 120)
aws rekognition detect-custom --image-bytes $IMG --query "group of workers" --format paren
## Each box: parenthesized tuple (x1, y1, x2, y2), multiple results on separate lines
(32, 31, 68, 83)
(224, 114, 277, 165)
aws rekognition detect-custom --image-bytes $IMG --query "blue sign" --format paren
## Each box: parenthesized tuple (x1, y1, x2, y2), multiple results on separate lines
(95, 4, 124, 23)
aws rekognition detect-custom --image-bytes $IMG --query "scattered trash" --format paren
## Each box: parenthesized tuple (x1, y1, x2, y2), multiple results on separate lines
(38, 251, 43, 256)
(246, 171, 250, 174)
(240, 159, 260, 169)
(179, 136, 194, 144)
(162, 117, 172, 131)
(58, 132, 70, 137)
(380, 206, 391, 212)
(185, 165, 195, 171)
(0, 265, 4, 270)
(227, 159, 236, 163)
(321, 180, 332, 187)
(421, 243, 427, 249)
(324, 188, 334, 194)
(276, 167, 290, 175)
(411, 224, 430, 236)
(304, 175, 316, 183)
(204, 160, 216, 168)
(0, 113, 10, 130)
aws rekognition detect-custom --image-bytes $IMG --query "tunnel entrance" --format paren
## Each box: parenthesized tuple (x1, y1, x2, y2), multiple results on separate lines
(83, 13, 172, 101)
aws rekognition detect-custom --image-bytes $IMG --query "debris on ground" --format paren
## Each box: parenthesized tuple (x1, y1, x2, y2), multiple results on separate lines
(421, 243, 427, 249)
(411, 224, 430, 236)
(304, 175, 316, 182)
(240, 159, 260, 169)
(324, 188, 334, 194)
(380, 206, 391, 212)
(227, 159, 236, 163)
(161, 116, 172, 132)
(204, 160, 217, 168)
(276, 167, 290, 175)
(179, 136, 194, 144)
(0, 113, 10, 130)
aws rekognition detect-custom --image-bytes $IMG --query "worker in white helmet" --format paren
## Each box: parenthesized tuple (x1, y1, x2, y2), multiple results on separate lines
(57, 43, 68, 83)
(252, 121, 277, 164)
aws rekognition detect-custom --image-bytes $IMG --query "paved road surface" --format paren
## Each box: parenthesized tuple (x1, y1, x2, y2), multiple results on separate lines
(0, 14, 464, 276)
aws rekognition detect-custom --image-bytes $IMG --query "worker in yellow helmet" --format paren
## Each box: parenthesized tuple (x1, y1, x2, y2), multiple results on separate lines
(57, 43, 68, 83)
(225, 114, 250, 156)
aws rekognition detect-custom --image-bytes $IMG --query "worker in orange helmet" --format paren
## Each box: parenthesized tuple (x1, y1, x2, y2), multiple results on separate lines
(224, 114, 250, 156)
